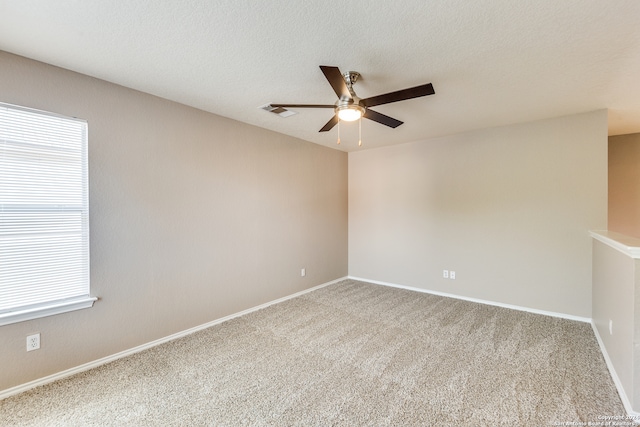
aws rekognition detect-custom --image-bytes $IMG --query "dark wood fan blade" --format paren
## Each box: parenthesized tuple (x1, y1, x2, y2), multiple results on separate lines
(361, 83, 434, 108)
(320, 66, 352, 100)
(270, 104, 335, 108)
(319, 114, 339, 132)
(363, 109, 403, 128)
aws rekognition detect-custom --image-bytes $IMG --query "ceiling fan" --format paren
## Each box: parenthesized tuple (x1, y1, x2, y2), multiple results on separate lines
(271, 65, 435, 133)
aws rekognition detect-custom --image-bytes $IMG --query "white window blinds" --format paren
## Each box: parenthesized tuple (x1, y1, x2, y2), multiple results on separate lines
(0, 102, 95, 326)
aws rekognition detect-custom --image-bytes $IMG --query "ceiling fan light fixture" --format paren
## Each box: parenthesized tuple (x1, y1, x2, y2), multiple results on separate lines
(270, 65, 434, 134)
(337, 104, 364, 122)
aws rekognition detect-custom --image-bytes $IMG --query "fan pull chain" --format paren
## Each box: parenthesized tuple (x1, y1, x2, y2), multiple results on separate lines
(337, 119, 341, 145)
(358, 117, 362, 147)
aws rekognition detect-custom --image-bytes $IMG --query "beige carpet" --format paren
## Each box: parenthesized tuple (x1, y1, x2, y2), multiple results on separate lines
(0, 279, 626, 426)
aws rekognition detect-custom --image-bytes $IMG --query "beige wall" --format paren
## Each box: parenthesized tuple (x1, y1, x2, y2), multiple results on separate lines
(0, 51, 348, 391)
(609, 133, 640, 238)
(349, 111, 608, 317)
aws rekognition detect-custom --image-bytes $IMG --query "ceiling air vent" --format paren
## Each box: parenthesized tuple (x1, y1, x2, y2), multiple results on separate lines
(259, 104, 297, 118)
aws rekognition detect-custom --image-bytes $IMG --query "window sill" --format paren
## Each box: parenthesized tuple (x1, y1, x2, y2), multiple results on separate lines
(0, 296, 98, 326)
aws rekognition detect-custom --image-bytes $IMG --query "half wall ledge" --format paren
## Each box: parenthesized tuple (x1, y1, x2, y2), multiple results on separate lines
(590, 230, 640, 259)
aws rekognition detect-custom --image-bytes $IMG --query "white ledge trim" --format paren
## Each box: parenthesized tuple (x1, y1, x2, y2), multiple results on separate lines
(590, 230, 640, 259)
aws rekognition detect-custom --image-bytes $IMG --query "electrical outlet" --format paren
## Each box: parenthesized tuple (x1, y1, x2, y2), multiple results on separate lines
(301, 268, 306, 277)
(450, 271, 456, 280)
(609, 319, 613, 335)
(443, 270, 449, 279)
(27, 333, 40, 351)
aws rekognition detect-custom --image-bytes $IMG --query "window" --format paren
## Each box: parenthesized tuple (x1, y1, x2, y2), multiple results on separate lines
(0, 102, 95, 326)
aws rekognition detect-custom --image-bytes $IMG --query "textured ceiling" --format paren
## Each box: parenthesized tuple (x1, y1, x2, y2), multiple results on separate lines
(1, 1, 640, 151)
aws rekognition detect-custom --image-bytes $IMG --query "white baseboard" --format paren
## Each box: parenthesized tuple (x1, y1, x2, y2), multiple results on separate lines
(348, 276, 591, 323)
(590, 321, 640, 420)
(0, 276, 347, 401)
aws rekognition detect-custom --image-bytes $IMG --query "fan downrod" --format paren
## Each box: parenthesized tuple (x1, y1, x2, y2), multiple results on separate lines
(343, 71, 360, 96)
